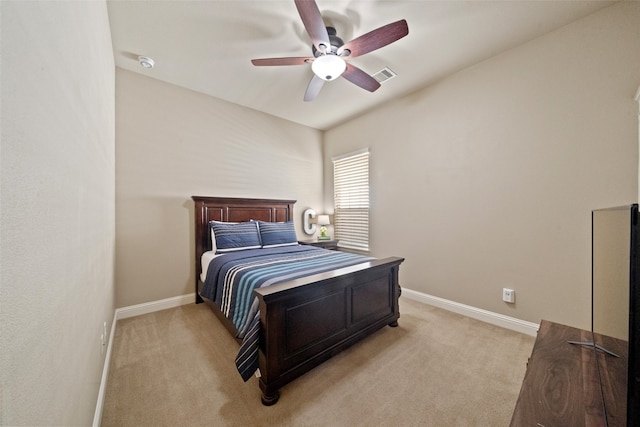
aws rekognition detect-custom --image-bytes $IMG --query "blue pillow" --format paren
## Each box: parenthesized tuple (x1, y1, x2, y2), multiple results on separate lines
(258, 221, 298, 248)
(210, 221, 262, 253)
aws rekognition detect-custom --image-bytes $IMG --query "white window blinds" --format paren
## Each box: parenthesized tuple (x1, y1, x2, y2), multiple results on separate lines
(333, 150, 369, 251)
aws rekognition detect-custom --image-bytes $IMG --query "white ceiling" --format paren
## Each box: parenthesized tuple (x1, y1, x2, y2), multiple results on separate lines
(107, 0, 615, 130)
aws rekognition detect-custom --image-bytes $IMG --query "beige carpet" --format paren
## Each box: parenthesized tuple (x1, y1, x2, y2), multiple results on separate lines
(101, 297, 535, 427)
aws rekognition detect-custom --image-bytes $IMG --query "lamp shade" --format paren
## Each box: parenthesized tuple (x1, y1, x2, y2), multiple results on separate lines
(317, 215, 330, 226)
(311, 55, 346, 81)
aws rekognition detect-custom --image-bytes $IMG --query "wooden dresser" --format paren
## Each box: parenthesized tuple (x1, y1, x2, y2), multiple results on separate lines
(511, 320, 627, 427)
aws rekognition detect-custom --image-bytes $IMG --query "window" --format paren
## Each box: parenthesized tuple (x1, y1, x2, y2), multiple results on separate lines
(333, 149, 369, 251)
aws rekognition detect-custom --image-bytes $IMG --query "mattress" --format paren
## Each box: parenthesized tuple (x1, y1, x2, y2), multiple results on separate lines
(200, 250, 218, 283)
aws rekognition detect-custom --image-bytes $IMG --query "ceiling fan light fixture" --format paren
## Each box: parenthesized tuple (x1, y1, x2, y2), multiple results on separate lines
(311, 55, 346, 81)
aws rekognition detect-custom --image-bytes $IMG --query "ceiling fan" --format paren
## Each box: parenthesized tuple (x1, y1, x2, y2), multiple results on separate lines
(251, 0, 409, 102)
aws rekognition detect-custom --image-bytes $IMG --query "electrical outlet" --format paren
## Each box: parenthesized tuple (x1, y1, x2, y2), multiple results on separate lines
(503, 288, 515, 303)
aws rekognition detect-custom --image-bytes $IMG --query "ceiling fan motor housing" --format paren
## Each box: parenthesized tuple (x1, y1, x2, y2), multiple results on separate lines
(312, 27, 345, 57)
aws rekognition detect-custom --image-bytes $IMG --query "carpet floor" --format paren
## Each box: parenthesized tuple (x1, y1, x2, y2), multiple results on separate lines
(101, 297, 534, 426)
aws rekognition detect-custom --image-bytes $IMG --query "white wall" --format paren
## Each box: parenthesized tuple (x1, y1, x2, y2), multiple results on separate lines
(115, 69, 324, 308)
(324, 2, 640, 330)
(1, 1, 115, 425)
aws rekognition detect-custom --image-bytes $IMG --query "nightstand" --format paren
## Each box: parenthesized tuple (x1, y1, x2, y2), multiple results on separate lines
(298, 239, 339, 251)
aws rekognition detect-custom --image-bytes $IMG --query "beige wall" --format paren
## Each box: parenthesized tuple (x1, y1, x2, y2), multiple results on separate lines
(324, 2, 640, 330)
(0, 1, 115, 425)
(115, 69, 324, 307)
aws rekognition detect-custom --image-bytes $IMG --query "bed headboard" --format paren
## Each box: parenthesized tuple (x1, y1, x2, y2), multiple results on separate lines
(191, 196, 296, 285)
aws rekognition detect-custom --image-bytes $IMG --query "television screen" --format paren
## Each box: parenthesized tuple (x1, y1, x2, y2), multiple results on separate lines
(592, 204, 639, 426)
(592, 206, 630, 341)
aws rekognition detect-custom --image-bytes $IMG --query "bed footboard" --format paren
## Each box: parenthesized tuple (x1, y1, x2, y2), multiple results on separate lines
(254, 256, 404, 405)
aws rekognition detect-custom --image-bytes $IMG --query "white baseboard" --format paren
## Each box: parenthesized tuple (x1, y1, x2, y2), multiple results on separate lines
(93, 293, 195, 426)
(115, 293, 195, 320)
(401, 288, 539, 337)
(92, 313, 117, 427)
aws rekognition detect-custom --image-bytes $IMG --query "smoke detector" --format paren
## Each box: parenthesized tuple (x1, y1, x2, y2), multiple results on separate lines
(138, 56, 155, 69)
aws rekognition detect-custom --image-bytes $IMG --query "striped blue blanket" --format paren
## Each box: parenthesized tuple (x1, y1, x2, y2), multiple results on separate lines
(202, 245, 372, 380)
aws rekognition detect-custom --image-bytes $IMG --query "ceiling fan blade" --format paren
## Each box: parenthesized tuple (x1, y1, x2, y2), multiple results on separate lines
(251, 57, 312, 66)
(338, 19, 409, 58)
(294, 0, 330, 52)
(342, 63, 381, 92)
(303, 74, 325, 102)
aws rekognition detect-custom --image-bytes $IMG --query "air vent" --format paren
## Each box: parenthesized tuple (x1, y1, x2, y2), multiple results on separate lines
(373, 67, 397, 83)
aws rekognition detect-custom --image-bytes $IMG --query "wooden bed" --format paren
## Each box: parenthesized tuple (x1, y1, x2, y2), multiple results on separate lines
(192, 196, 404, 405)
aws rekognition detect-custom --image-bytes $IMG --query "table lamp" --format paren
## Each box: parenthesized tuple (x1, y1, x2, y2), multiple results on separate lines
(317, 215, 331, 240)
